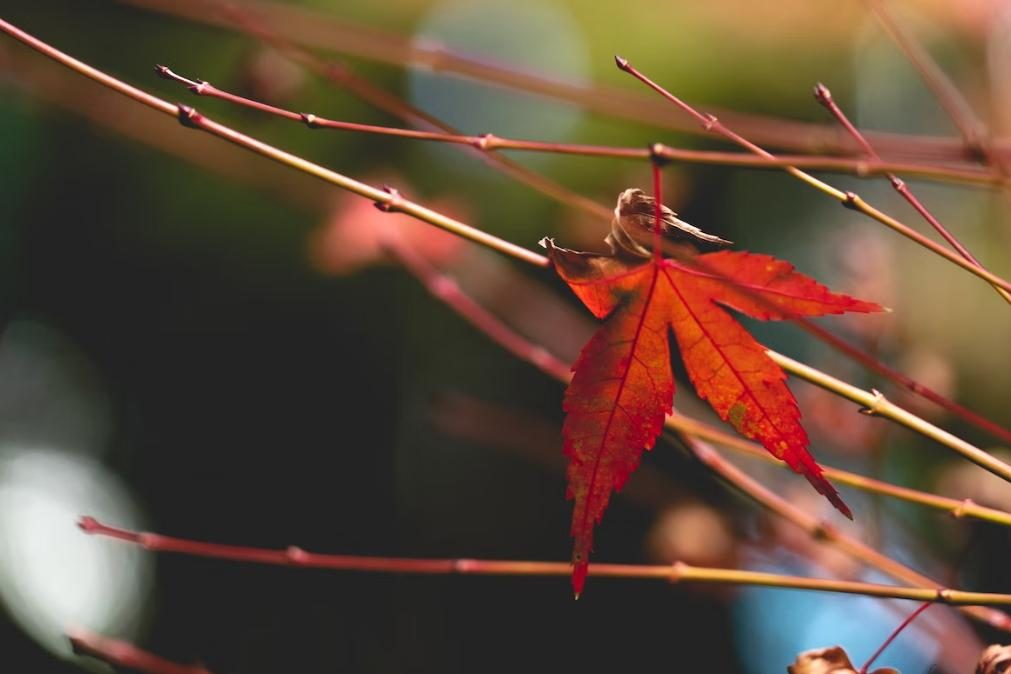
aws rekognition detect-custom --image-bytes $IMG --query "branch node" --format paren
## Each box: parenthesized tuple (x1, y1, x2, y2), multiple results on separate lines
(811, 520, 837, 542)
(430, 276, 459, 301)
(191, 80, 209, 95)
(135, 532, 157, 549)
(374, 185, 402, 213)
(952, 498, 976, 519)
(474, 133, 497, 151)
(153, 64, 172, 80)
(649, 143, 670, 166)
(937, 588, 953, 603)
(300, 112, 319, 129)
(176, 104, 202, 129)
(858, 389, 887, 416)
(669, 560, 687, 583)
(842, 191, 860, 210)
(286, 545, 308, 563)
(701, 113, 718, 131)
(813, 82, 833, 106)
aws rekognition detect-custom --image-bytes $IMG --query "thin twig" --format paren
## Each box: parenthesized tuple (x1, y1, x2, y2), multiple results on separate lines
(0, 18, 548, 269)
(814, 82, 1011, 306)
(69, 627, 213, 674)
(150, 65, 1006, 190)
(77, 517, 1011, 605)
(792, 316, 1011, 445)
(666, 413, 1011, 527)
(615, 56, 1011, 297)
(117, 0, 1011, 165)
(768, 350, 1011, 484)
(680, 434, 1011, 631)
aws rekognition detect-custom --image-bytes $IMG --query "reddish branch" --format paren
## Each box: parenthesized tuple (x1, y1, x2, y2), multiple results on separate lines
(76, 517, 1011, 606)
(69, 628, 213, 674)
(148, 65, 1005, 190)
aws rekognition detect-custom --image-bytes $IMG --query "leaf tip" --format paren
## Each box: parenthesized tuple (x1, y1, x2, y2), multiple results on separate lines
(572, 559, 588, 598)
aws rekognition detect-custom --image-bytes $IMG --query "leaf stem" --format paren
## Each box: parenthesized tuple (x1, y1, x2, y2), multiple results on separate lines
(652, 156, 663, 261)
(77, 516, 1011, 605)
(615, 56, 1011, 297)
(0, 18, 548, 269)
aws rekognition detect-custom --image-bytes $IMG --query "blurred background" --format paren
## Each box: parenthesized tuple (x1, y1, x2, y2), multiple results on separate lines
(1, 0, 1010, 672)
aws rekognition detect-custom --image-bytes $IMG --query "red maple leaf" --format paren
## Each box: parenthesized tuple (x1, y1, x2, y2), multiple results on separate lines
(544, 190, 883, 596)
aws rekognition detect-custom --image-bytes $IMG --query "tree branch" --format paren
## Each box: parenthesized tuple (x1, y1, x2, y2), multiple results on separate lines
(77, 517, 1011, 606)
(69, 628, 213, 674)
